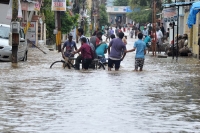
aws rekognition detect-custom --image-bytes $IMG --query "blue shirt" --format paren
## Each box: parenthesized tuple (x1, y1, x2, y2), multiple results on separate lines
(63, 40, 76, 57)
(109, 29, 114, 35)
(144, 36, 151, 44)
(96, 43, 108, 57)
(134, 39, 146, 59)
(109, 38, 126, 59)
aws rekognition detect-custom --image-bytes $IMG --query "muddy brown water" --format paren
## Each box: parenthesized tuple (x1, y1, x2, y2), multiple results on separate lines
(0, 41, 200, 132)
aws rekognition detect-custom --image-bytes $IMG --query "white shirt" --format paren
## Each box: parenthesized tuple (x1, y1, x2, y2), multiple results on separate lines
(80, 35, 89, 44)
(142, 29, 148, 36)
(156, 30, 163, 39)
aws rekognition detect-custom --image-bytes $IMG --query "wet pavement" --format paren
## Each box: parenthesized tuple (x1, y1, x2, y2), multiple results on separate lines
(1, 33, 200, 133)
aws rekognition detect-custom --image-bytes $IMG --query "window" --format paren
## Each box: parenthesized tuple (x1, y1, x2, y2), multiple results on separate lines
(20, 29, 25, 39)
(0, 26, 9, 39)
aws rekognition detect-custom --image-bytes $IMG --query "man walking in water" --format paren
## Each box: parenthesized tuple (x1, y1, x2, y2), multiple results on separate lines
(126, 33, 146, 71)
(108, 32, 126, 71)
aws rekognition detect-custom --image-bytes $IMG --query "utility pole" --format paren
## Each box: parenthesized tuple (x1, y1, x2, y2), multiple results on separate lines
(12, 0, 19, 64)
(55, 11, 61, 52)
(90, 3, 93, 36)
(24, 11, 34, 34)
(152, 0, 157, 56)
(96, 0, 99, 30)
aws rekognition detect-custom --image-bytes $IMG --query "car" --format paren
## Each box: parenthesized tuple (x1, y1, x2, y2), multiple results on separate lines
(0, 24, 28, 62)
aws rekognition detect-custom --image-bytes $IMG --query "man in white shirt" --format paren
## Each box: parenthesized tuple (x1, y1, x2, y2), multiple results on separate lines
(156, 27, 163, 53)
(142, 26, 148, 37)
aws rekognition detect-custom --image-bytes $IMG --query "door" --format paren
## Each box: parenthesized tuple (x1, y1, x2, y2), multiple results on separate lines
(115, 15, 122, 27)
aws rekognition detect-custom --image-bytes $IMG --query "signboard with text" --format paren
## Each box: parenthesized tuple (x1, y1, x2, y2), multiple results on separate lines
(163, 7, 176, 18)
(22, 22, 36, 42)
(52, 0, 66, 11)
(21, 2, 40, 11)
(163, 7, 176, 23)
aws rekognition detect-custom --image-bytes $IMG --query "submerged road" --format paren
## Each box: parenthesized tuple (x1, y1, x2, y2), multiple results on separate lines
(0, 34, 200, 132)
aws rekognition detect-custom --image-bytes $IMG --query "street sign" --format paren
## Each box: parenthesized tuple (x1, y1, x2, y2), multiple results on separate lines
(51, 0, 66, 11)
(22, 22, 36, 43)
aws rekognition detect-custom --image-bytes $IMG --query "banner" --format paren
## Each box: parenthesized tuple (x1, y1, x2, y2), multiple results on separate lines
(22, 22, 36, 42)
(21, 2, 40, 11)
(162, 7, 176, 22)
(6, 0, 22, 19)
(6, 0, 12, 19)
(52, 0, 66, 11)
(18, 0, 22, 18)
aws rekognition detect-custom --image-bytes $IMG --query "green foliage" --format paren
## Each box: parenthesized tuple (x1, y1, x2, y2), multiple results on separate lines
(99, 4, 108, 29)
(127, 6, 152, 23)
(41, 0, 79, 38)
(113, 0, 129, 6)
(61, 12, 79, 34)
(41, 0, 54, 38)
(128, 0, 166, 24)
(72, 0, 80, 13)
(83, 17, 89, 37)
(43, 10, 55, 38)
(130, 0, 150, 7)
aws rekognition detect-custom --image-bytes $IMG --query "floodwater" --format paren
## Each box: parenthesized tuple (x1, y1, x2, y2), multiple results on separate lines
(1, 38, 200, 133)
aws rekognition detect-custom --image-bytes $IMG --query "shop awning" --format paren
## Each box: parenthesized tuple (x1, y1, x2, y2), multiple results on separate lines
(187, 1, 200, 28)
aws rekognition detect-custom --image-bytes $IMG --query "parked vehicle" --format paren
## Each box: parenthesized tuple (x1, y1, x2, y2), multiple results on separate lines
(0, 24, 28, 62)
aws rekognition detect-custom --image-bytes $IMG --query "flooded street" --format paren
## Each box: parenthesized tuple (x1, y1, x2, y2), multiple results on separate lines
(1, 37, 200, 133)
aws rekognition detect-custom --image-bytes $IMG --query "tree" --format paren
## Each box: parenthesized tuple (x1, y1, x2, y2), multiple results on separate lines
(41, 0, 55, 38)
(113, 0, 129, 6)
(128, 0, 167, 24)
(127, 6, 152, 24)
(61, 11, 79, 34)
(99, 4, 108, 29)
(41, 0, 79, 38)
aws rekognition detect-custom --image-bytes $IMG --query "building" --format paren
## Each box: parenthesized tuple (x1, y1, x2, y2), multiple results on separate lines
(106, 6, 132, 26)
(0, 0, 46, 45)
(162, 0, 200, 59)
(0, 3, 11, 25)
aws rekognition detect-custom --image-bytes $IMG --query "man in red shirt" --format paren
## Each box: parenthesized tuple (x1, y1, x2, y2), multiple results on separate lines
(73, 37, 94, 70)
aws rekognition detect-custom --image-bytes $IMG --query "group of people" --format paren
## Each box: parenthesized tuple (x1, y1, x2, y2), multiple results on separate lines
(61, 27, 147, 71)
(129, 22, 168, 55)
(166, 33, 190, 56)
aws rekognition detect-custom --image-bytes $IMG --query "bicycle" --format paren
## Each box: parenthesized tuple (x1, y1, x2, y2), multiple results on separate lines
(50, 54, 106, 70)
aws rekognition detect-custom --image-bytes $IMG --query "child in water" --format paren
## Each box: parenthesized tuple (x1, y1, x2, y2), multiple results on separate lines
(126, 33, 146, 71)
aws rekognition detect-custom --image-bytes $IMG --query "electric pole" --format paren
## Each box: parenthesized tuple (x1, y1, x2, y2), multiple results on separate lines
(55, 11, 61, 52)
(12, 0, 19, 64)
(152, 0, 157, 56)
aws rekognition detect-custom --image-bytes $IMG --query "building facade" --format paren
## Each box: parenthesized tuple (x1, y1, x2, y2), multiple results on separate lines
(0, 0, 46, 45)
(162, 0, 200, 59)
(106, 6, 132, 26)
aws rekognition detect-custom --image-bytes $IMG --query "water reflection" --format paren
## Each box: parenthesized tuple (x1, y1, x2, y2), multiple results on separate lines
(0, 45, 200, 132)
